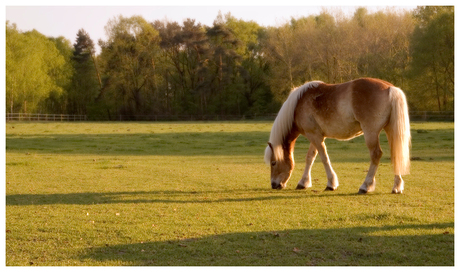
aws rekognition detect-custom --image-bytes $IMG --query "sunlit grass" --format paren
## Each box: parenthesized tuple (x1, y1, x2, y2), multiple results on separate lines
(5, 121, 454, 265)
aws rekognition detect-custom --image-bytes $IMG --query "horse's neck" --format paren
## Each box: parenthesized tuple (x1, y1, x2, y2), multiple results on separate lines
(283, 126, 300, 156)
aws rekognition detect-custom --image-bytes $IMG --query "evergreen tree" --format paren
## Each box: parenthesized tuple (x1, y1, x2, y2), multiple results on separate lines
(67, 29, 100, 115)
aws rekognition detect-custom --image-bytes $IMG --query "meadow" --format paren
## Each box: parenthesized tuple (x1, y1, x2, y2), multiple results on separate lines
(5, 121, 454, 266)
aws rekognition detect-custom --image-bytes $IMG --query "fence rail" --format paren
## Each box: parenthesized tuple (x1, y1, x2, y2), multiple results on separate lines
(6, 113, 87, 122)
(106, 114, 277, 121)
(409, 111, 454, 121)
(89, 111, 454, 122)
(5, 111, 453, 122)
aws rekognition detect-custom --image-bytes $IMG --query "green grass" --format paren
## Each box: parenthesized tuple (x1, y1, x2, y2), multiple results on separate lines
(5, 121, 454, 266)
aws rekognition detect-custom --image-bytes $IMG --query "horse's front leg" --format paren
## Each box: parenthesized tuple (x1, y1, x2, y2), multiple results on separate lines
(318, 141, 339, 191)
(307, 136, 339, 191)
(296, 143, 318, 190)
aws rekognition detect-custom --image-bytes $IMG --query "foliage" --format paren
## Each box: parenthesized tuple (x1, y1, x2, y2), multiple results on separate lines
(152, 18, 211, 114)
(263, 8, 414, 103)
(6, 22, 72, 114)
(97, 16, 162, 118)
(5, 7, 455, 116)
(407, 6, 454, 111)
(66, 29, 101, 115)
(6, 121, 454, 265)
(43, 36, 75, 113)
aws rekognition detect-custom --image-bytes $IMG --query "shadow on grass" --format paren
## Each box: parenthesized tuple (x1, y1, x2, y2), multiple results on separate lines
(77, 223, 454, 266)
(6, 189, 368, 206)
(6, 129, 454, 162)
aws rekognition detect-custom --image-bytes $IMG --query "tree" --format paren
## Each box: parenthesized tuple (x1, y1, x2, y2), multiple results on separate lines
(44, 36, 74, 113)
(204, 18, 242, 115)
(181, 19, 212, 114)
(6, 22, 69, 114)
(153, 18, 210, 114)
(263, 23, 298, 102)
(8, 7, 451, 119)
(263, 8, 414, 107)
(98, 15, 161, 118)
(67, 29, 101, 115)
(223, 13, 272, 114)
(353, 8, 414, 88)
(74, 29, 102, 89)
(408, 6, 454, 111)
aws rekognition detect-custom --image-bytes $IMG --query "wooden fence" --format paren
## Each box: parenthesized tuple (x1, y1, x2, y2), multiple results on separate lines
(5, 111, 453, 122)
(409, 111, 454, 121)
(6, 113, 87, 122)
(92, 111, 454, 122)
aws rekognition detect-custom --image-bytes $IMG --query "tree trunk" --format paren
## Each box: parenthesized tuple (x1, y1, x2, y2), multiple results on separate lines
(90, 54, 103, 90)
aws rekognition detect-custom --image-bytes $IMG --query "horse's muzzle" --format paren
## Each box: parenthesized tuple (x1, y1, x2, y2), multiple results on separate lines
(271, 182, 284, 189)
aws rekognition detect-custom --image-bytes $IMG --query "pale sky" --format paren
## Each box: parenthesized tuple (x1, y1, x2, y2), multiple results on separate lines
(5, 1, 419, 54)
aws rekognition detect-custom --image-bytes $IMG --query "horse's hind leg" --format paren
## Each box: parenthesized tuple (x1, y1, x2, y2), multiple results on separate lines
(296, 143, 318, 190)
(358, 131, 383, 194)
(392, 175, 404, 194)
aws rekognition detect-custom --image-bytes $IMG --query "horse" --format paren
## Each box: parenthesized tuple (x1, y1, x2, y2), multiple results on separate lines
(264, 78, 411, 194)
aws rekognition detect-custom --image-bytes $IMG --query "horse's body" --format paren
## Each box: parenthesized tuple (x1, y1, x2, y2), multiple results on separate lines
(264, 78, 411, 194)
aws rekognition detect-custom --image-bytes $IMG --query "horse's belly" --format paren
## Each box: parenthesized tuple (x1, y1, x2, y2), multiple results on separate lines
(320, 119, 363, 140)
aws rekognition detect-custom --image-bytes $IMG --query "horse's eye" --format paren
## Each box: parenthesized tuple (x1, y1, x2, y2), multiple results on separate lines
(271, 161, 276, 166)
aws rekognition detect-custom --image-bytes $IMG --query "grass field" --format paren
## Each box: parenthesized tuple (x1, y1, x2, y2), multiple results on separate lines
(5, 121, 454, 266)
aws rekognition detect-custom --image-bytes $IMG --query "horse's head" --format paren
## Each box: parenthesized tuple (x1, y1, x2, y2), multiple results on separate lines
(266, 142, 294, 189)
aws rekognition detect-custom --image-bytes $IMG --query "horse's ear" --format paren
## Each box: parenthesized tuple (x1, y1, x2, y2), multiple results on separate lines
(267, 142, 273, 151)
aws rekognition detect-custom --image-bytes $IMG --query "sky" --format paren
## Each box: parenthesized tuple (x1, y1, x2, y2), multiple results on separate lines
(4, 1, 420, 54)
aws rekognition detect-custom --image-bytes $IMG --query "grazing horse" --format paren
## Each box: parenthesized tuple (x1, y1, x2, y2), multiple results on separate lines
(264, 78, 411, 194)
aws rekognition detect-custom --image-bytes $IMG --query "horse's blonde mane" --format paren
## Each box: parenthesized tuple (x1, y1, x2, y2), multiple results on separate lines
(265, 81, 323, 164)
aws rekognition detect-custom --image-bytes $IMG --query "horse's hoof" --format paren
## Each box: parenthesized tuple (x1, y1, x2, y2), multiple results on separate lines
(358, 189, 368, 194)
(296, 184, 306, 190)
(271, 182, 283, 190)
(324, 186, 335, 191)
(392, 189, 403, 194)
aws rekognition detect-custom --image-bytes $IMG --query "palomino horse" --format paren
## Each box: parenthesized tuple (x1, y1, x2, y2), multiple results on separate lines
(264, 78, 411, 194)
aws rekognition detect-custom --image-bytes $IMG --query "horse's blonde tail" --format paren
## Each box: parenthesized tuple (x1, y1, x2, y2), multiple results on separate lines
(386, 87, 411, 175)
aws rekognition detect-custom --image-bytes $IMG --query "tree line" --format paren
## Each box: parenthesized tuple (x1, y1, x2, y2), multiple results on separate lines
(5, 6, 454, 120)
